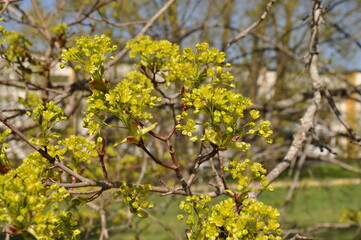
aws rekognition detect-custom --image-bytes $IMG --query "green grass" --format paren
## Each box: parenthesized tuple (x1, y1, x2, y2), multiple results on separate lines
(260, 185, 360, 226)
(1, 182, 360, 239)
(277, 163, 361, 180)
(106, 184, 361, 240)
(314, 227, 359, 240)
(109, 195, 187, 240)
(260, 184, 361, 239)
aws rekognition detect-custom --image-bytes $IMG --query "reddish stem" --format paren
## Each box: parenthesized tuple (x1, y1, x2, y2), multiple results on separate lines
(137, 139, 176, 170)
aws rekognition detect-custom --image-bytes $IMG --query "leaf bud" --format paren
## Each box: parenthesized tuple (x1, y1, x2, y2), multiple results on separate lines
(97, 136, 105, 154)
(182, 103, 188, 111)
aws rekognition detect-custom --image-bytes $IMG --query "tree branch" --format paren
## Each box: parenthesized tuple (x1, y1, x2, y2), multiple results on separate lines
(223, 0, 277, 50)
(105, 0, 177, 68)
(249, 0, 324, 199)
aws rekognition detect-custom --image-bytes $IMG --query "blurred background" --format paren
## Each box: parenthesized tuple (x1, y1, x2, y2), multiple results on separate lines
(0, 0, 361, 239)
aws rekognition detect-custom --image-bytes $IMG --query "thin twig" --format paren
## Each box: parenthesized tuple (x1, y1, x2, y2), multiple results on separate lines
(315, 156, 361, 174)
(98, 149, 109, 181)
(137, 139, 175, 170)
(224, 0, 277, 50)
(186, 147, 218, 186)
(323, 88, 361, 141)
(289, 234, 314, 240)
(209, 157, 224, 193)
(283, 222, 354, 237)
(105, 0, 177, 68)
(147, 212, 183, 240)
(0, 0, 21, 15)
(99, 207, 109, 240)
(0, 113, 96, 184)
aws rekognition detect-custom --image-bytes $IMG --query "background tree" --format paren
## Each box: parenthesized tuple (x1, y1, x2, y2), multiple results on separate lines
(0, 0, 361, 239)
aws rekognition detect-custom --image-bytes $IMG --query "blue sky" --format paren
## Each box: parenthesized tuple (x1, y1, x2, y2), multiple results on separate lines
(7, 0, 361, 71)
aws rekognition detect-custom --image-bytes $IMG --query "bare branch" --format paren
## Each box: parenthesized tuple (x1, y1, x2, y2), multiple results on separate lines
(0, 0, 21, 15)
(315, 156, 361, 174)
(224, 0, 277, 50)
(323, 87, 361, 141)
(147, 212, 183, 240)
(284, 222, 354, 236)
(249, 0, 324, 199)
(30, 0, 51, 40)
(105, 0, 177, 68)
(288, 234, 314, 240)
(285, 137, 311, 204)
(67, 0, 114, 27)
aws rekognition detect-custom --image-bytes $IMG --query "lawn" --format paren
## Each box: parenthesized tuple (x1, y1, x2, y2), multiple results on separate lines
(1, 164, 360, 239)
(1, 183, 360, 239)
(108, 183, 361, 240)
